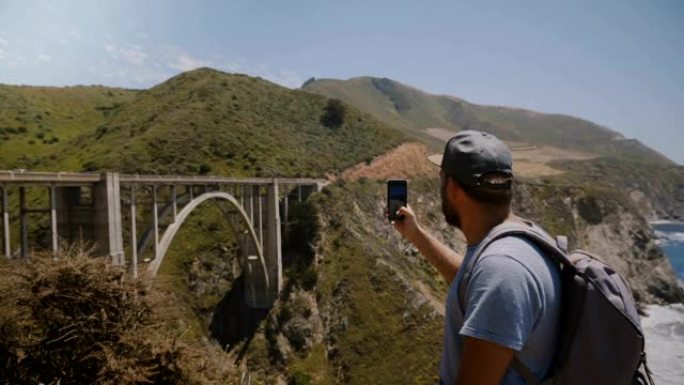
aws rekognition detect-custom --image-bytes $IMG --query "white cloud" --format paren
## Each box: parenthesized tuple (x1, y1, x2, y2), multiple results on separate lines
(0, 37, 27, 67)
(3, 55, 27, 68)
(41, 0, 59, 12)
(91, 59, 170, 86)
(36, 53, 52, 63)
(67, 28, 82, 40)
(267, 68, 304, 89)
(225, 62, 304, 89)
(93, 41, 303, 89)
(167, 51, 210, 71)
(105, 43, 148, 65)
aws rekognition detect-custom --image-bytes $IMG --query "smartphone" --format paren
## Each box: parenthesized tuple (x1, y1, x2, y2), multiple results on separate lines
(387, 180, 408, 221)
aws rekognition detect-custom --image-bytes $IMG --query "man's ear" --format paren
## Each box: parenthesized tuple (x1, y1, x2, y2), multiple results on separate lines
(447, 177, 464, 204)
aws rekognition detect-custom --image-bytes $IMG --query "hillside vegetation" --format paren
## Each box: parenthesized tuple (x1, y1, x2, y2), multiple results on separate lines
(303, 76, 684, 219)
(10, 68, 405, 178)
(302, 76, 672, 164)
(0, 84, 137, 168)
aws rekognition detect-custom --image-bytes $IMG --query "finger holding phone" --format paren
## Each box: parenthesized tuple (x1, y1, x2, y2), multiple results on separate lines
(387, 180, 422, 242)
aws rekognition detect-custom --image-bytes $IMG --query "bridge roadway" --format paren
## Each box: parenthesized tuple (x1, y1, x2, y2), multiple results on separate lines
(0, 170, 327, 308)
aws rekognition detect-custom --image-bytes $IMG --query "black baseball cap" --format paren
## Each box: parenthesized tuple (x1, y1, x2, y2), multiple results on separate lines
(428, 130, 513, 187)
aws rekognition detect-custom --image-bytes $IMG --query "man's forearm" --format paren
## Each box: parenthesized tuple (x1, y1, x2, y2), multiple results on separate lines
(409, 226, 463, 284)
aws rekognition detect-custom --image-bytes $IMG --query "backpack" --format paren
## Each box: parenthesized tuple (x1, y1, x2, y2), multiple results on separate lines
(457, 219, 656, 385)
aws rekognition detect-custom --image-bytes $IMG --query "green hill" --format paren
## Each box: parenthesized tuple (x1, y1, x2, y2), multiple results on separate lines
(28, 69, 405, 177)
(302, 76, 672, 164)
(0, 84, 138, 168)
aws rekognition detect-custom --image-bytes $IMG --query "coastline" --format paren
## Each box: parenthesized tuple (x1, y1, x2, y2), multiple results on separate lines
(650, 219, 684, 284)
(641, 304, 684, 385)
(644, 221, 684, 385)
(650, 219, 684, 226)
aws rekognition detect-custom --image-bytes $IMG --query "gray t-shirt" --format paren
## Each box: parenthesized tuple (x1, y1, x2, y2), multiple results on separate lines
(439, 234, 562, 385)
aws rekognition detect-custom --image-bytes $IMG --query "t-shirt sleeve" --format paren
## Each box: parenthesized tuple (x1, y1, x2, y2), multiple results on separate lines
(459, 254, 542, 351)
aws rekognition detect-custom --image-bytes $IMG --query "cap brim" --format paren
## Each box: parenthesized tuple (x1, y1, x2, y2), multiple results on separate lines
(427, 154, 442, 167)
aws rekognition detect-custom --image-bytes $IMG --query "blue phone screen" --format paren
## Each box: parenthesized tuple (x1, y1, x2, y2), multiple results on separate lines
(389, 184, 407, 201)
(388, 182, 407, 219)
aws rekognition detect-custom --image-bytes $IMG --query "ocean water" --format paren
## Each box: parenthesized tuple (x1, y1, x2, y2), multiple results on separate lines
(644, 221, 684, 385)
(652, 220, 684, 284)
(642, 304, 684, 385)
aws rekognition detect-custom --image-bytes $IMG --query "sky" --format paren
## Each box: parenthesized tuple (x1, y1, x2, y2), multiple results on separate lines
(0, 0, 682, 164)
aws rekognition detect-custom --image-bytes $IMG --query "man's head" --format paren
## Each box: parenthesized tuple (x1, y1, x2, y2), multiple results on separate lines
(429, 131, 513, 229)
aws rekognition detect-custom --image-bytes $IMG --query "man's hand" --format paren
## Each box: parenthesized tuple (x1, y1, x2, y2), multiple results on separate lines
(391, 205, 423, 243)
(387, 205, 462, 283)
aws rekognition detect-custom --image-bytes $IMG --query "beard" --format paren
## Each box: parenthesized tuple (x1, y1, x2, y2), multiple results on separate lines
(441, 179, 461, 229)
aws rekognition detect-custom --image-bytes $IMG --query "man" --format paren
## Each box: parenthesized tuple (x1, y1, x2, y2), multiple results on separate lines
(391, 131, 561, 385)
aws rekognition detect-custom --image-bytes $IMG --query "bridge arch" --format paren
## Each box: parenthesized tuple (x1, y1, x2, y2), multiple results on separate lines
(146, 191, 269, 290)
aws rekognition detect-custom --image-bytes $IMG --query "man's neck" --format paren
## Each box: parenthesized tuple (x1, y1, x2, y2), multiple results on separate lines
(461, 209, 514, 246)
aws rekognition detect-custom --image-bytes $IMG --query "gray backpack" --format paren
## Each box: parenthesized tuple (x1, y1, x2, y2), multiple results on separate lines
(458, 219, 656, 385)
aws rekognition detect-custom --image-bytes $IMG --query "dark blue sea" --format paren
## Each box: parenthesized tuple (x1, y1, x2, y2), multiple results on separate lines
(652, 221, 684, 283)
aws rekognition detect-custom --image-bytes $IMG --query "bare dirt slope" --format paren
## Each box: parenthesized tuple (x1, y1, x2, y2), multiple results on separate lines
(426, 127, 595, 178)
(341, 142, 436, 180)
(340, 137, 595, 182)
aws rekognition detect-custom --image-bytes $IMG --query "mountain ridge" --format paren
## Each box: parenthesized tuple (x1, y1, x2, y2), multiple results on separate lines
(302, 76, 671, 165)
(1, 68, 406, 177)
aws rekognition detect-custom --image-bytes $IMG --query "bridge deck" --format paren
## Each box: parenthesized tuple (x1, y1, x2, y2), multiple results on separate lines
(0, 170, 326, 186)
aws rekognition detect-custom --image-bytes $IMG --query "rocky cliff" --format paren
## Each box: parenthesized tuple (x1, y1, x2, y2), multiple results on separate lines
(514, 182, 684, 304)
(229, 176, 684, 383)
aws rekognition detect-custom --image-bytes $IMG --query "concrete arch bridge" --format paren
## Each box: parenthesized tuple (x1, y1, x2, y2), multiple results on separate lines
(0, 171, 326, 308)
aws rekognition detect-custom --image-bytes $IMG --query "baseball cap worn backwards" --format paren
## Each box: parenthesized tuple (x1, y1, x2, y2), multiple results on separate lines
(428, 130, 513, 187)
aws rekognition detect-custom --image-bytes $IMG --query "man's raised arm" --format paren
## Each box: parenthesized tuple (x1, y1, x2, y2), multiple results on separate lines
(392, 205, 463, 283)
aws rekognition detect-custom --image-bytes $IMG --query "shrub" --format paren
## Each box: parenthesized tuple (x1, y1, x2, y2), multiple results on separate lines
(198, 162, 212, 175)
(0, 244, 233, 384)
(577, 195, 604, 224)
(300, 266, 318, 290)
(320, 99, 346, 128)
(96, 125, 109, 139)
(288, 370, 311, 385)
(81, 160, 98, 172)
(278, 303, 294, 325)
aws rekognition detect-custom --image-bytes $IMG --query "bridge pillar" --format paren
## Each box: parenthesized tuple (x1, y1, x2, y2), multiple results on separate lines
(282, 190, 289, 244)
(92, 173, 124, 265)
(19, 187, 27, 258)
(55, 186, 90, 245)
(2, 186, 9, 258)
(292, 184, 320, 203)
(244, 180, 281, 308)
(265, 180, 282, 301)
(241, 224, 263, 308)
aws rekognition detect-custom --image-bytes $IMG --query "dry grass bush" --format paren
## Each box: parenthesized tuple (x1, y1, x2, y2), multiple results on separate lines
(0, 243, 237, 385)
